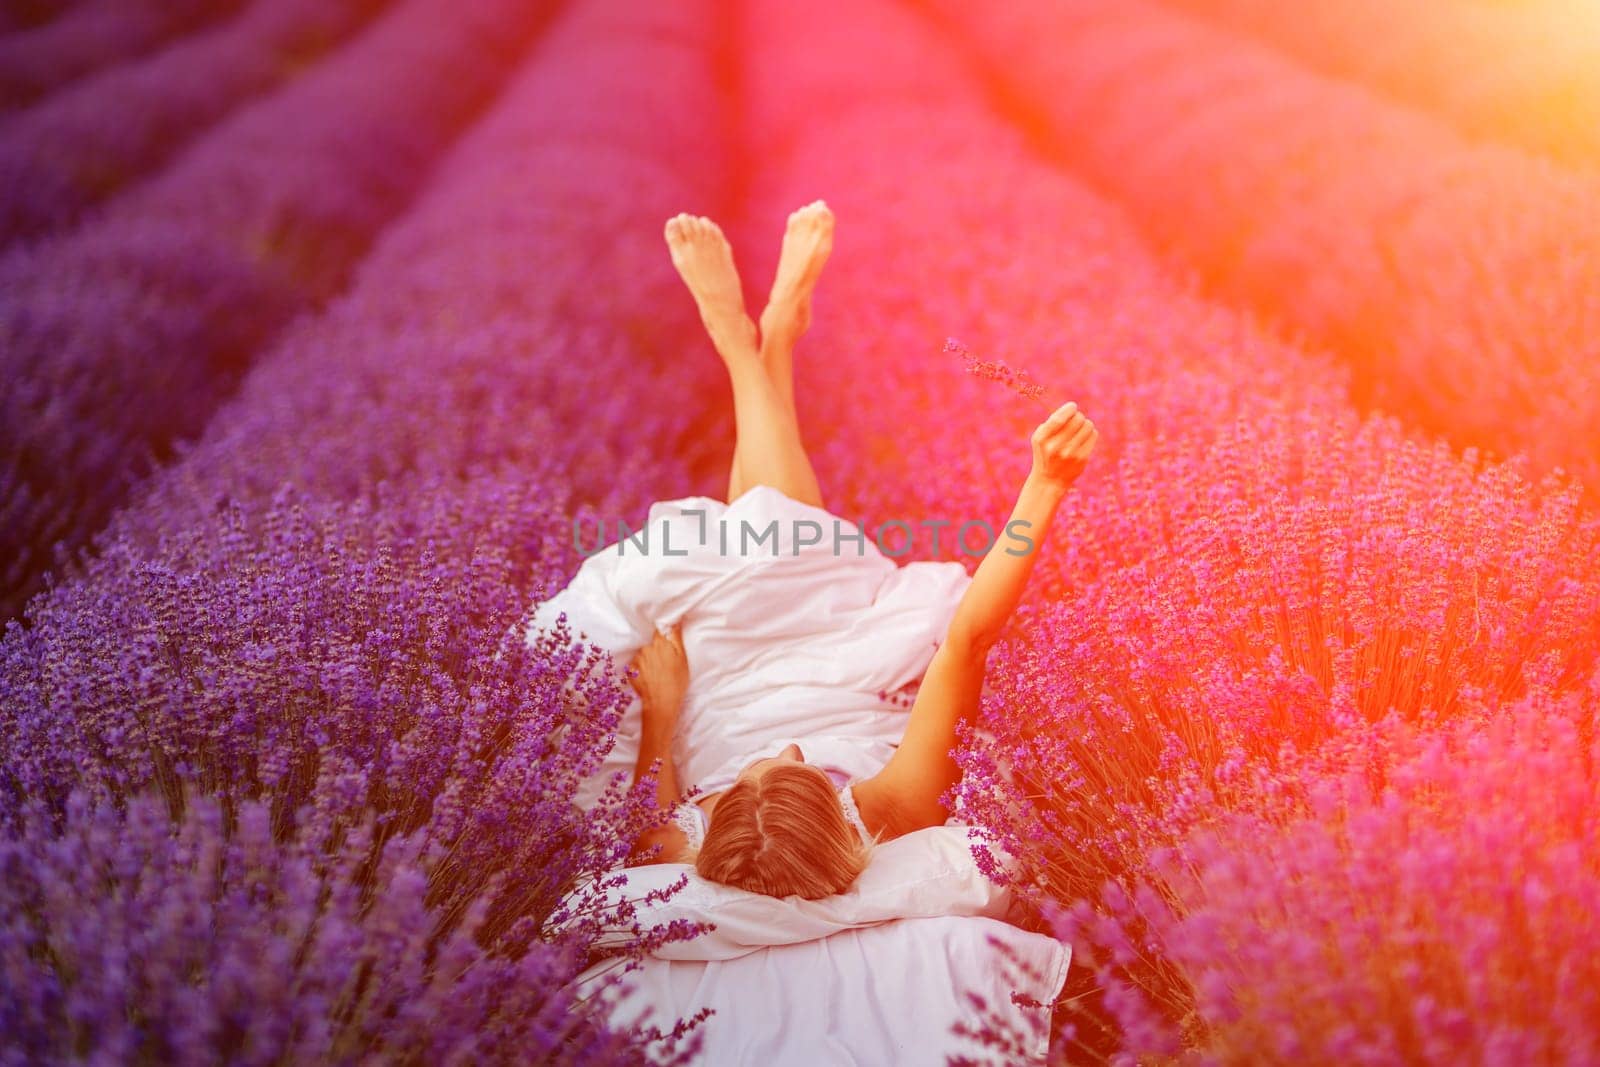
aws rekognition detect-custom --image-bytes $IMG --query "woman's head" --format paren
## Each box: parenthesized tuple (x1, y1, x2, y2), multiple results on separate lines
(695, 744, 871, 899)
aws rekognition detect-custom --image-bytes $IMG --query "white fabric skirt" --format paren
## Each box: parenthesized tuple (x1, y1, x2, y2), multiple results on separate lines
(584, 913, 1068, 1065)
(525, 484, 973, 806)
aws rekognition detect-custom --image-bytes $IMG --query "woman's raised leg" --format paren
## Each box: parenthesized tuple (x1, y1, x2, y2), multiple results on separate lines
(719, 199, 835, 507)
(664, 212, 759, 502)
(757, 200, 834, 417)
(665, 210, 827, 509)
(722, 344, 824, 508)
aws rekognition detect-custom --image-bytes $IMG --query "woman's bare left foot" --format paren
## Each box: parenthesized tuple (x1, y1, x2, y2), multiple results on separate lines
(759, 199, 834, 347)
(665, 213, 759, 362)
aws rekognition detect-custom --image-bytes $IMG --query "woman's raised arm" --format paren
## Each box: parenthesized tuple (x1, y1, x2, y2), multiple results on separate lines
(858, 401, 1098, 836)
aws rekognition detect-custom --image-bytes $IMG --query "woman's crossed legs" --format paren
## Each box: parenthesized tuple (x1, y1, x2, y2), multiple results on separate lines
(664, 201, 834, 509)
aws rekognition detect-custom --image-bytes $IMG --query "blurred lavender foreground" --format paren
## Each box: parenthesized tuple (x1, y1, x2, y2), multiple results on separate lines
(0, 0, 734, 1059)
(0, 0, 551, 623)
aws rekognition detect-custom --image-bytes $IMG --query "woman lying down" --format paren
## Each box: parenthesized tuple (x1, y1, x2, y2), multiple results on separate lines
(619, 200, 1098, 899)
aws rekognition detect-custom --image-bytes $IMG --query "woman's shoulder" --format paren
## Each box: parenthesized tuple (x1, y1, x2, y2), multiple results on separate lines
(673, 797, 710, 849)
(844, 776, 916, 843)
(837, 780, 874, 846)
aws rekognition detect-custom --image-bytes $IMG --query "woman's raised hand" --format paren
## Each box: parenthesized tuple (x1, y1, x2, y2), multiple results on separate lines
(627, 624, 689, 733)
(1029, 401, 1098, 490)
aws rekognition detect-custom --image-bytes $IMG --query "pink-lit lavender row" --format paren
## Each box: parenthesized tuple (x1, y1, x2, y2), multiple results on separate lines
(1165, 0, 1600, 168)
(921, 0, 1600, 505)
(740, 0, 1600, 1058)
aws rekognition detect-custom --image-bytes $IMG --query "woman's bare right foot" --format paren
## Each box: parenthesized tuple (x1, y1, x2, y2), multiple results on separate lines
(665, 213, 759, 363)
(759, 200, 834, 348)
(758, 201, 833, 411)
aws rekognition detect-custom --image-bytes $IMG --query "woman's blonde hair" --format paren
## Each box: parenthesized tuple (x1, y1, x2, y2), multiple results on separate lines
(694, 763, 872, 899)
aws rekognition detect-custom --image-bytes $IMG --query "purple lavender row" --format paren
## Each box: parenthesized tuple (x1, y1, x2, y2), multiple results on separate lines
(0, 0, 388, 244)
(0, 0, 732, 1056)
(0, 0, 244, 108)
(109, 5, 732, 548)
(0, 0, 553, 622)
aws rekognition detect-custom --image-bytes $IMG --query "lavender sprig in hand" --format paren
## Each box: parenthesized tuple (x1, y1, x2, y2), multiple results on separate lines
(946, 337, 1053, 410)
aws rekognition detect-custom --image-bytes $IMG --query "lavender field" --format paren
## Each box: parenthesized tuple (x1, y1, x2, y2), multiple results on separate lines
(2, 0, 1598, 1062)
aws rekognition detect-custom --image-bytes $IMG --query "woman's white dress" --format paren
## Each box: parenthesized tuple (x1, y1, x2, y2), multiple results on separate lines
(522, 484, 973, 811)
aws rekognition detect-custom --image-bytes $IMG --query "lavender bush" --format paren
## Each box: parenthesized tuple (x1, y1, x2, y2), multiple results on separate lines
(0, 0, 551, 622)
(1054, 678, 1600, 1062)
(0, 477, 712, 1063)
(0, 780, 705, 1063)
(0, 0, 387, 244)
